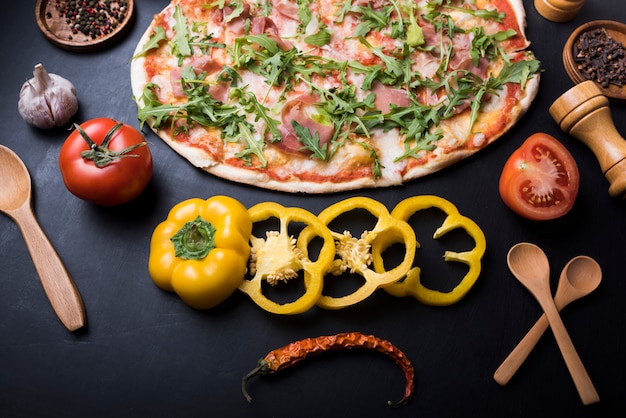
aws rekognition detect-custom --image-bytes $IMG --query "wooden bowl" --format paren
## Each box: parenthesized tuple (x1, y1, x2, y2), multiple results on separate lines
(563, 20, 626, 102)
(35, 0, 135, 52)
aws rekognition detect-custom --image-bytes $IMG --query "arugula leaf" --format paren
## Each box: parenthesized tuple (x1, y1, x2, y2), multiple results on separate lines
(351, 4, 393, 38)
(445, 5, 506, 22)
(406, 10, 424, 47)
(333, 0, 353, 23)
(230, 88, 282, 143)
(395, 129, 441, 162)
(353, 139, 384, 178)
(292, 121, 328, 160)
(467, 58, 541, 130)
(297, 0, 313, 29)
(469, 27, 516, 65)
(386, 0, 405, 39)
(225, 1, 245, 22)
(208, 0, 245, 22)
(132, 26, 166, 59)
(422, 10, 460, 39)
(189, 32, 226, 55)
(305, 27, 332, 47)
(136, 83, 175, 129)
(358, 37, 409, 85)
(172, 5, 192, 57)
(490, 56, 542, 87)
(216, 66, 242, 87)
(347, 60, 383, 90)
(235, 122, 268, 167)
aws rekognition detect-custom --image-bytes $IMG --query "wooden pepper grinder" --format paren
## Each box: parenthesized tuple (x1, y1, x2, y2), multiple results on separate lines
(534, 0, 585, 22)
(550, 80, 626, 199)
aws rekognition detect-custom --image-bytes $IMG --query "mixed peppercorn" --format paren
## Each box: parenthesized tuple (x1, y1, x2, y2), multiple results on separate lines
(49, 0, 129, 40)
(574, 28, 626, 88)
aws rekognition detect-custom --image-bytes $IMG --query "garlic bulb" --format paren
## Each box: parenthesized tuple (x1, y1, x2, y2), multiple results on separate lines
(18, 64, 78, 129)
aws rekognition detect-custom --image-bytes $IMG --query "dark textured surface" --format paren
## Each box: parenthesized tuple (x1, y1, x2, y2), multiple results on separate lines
(1, 1, 626, 417)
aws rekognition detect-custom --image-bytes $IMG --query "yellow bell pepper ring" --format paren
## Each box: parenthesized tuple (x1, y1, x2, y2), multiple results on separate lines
(148, 195, 252, 310)
(300, 197, 417, 310)
(378, 195, 486, 306)
(237, 202, 336, 315)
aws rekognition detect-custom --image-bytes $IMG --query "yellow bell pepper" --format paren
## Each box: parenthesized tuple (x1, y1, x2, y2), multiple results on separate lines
(238, 202, 336, 315)
(300, 197, 417, 310)
(148, 195, 252, 309)
(378, 195, 486, 306)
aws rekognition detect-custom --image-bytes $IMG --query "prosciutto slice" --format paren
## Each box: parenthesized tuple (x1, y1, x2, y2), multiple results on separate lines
(273, 0, 299, 20)
(276, 94, 335, 155)
(250, 16, 293, 50)
(220, 2, 251, 36)
(371, 81, 411, 113)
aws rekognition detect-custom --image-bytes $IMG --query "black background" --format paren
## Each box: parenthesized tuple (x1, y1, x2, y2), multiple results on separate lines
(2, 1, 626, 417)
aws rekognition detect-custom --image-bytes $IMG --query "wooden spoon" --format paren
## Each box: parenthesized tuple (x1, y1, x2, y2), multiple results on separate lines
(0, 145, 85, 331)
(494, 255, 602, 386)
(506, 243, 599, 405)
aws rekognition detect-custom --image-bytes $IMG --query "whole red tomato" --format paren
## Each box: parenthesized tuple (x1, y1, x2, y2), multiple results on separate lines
(499, 133, 579, 221)
(60, 118, 153, 206)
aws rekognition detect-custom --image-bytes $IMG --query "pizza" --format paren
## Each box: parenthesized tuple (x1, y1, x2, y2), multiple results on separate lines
(130, 0, 540, 193)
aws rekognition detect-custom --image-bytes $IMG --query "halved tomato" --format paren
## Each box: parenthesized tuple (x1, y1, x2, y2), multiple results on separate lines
(499, 133, 579, 221)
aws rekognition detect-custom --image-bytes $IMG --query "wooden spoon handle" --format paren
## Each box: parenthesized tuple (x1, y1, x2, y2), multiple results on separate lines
(13, 206, 86, 331)
(494, 313, 550, 386)
(494, 287, 580, 386)
(540, 299, 599, 405)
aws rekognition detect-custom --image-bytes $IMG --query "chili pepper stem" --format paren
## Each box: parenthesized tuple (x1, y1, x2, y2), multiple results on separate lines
(241, 360, 270, 403)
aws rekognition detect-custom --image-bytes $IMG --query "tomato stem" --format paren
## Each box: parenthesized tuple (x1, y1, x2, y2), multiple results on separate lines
(74, 122, 148, 168)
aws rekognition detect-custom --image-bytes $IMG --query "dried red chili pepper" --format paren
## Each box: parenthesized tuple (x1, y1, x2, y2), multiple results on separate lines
(241, 332, 415, 408)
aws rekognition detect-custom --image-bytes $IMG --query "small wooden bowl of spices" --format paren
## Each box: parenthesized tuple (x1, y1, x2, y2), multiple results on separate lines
(563, 20, 626, 102)
(35, 0, 135, 52)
